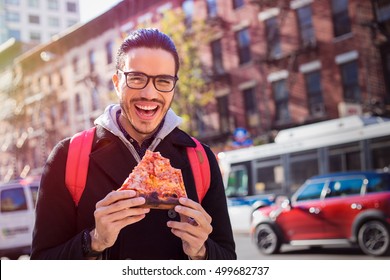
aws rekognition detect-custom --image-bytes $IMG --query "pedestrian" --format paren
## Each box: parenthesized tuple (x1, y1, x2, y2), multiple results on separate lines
(31, 28, 236, 260)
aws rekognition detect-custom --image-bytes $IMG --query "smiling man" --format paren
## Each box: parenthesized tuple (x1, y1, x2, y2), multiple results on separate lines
(31, 28, 236, 260)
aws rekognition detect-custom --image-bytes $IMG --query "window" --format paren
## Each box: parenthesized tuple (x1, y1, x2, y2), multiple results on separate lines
(1, 187, 27, 212)
(60, 100, 68, 124)
(233, 0, 244, 9)
(366, 173, 390, 193)
(29, 15, 40, 24)
(243, 87, 259, 128)
(290, 151, 319, 192)
(30, 31, 41, 42)
(272, 79, 290, 122)
(72, 57, 78, 73)
(226, 165, 249, 197)
(236, 28, 251, 65)
(296, 5, 315, 47)
(256, 162, 284, 193)
(372, 136, 390, 169)
(8, 29, 21, 40)
(265, 17, 281, 58)
(183, 0, 194, 28)
(88, 50, 95, 73)
(48, 0, 59, 10)
(67, 19, 78, 27)
(58, 72, 63, 85)
(329, 142, 361, 172)
(67, 1, 77, 12)
(374, 0, 390, 22)
(325, 178, 363, 198)
(304, 70, 324, 116)
(105, 41, 114, 65)
(91, 88, 100, 111)
(210, 39, 224, 75)
(48, 17, 59, 27)
(28, 0, 39, 8)
(5, 0, 20, 5)
(331, 0, 351, 37)
(340, 60, 360, 102)
(217, 95, 230, 133)
(107, 79, 115, 92)
(295, 182, 325, 202)
(206, 0, 218, 17)
(75, 93, 82, 114)
(6, 12, 20, 22)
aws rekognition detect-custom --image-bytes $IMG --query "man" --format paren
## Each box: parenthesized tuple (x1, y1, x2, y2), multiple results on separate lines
(31, 28, 236, 260)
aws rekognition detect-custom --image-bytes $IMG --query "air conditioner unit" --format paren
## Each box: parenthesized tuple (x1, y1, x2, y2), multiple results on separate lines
(311, 103, 325, 116)
(338, 102, 362, 117)
(303, 38, 317, 49)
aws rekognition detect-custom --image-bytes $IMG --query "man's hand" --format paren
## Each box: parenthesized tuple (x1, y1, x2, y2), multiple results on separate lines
(90, 190, 150, 252)
(167, 197, 213, 260)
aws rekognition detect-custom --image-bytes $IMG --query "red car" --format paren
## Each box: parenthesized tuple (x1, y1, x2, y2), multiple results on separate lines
(250, 170, 390, 256)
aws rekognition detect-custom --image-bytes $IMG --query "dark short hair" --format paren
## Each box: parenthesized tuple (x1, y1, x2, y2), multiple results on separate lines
(116, 28, 180, 75)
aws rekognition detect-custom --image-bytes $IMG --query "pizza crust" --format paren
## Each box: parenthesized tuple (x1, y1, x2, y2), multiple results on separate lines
(117, 150, 187, 209)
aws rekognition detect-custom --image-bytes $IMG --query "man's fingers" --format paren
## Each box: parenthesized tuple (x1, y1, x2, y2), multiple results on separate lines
(178, 198, 212, 224)
(96, 190, 138, 208)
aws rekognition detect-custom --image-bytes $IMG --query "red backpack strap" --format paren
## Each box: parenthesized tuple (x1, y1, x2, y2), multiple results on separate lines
(65, 127, 96, 206)
(186, 137, 211, 203)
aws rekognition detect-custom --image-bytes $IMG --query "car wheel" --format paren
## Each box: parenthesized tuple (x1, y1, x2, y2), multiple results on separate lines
(255, 224, 281, 255)
(357, 220, 390, 256)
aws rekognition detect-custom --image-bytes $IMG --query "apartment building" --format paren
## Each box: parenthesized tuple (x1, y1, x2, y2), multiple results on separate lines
(0, 0, 80, 45)
(202, 0, 389, 142)
(0, 0, 389, 181)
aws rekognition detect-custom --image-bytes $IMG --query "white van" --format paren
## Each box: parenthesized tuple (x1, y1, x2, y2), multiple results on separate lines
(0, 178, 39, 259)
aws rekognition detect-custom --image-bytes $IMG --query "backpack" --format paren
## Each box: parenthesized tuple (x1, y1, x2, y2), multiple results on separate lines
(65, 127, 211, 206)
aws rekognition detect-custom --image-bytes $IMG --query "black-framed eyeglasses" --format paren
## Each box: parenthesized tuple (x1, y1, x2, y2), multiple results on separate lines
(117, 69, 178, 93)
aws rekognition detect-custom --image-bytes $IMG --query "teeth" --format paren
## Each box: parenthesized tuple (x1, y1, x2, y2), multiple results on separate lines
(135, 104, 158, 111)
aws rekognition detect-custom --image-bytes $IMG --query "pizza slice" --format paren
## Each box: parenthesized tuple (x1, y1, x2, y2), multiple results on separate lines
(117, 150, 187, 209)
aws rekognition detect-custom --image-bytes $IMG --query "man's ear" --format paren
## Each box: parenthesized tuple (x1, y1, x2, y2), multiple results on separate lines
(112, 74, 121, 98)
(112, 73, 119, 88)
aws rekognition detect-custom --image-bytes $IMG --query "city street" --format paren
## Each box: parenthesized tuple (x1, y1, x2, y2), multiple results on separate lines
(1, 232, 389, 260)
(233, 232, 390, 260)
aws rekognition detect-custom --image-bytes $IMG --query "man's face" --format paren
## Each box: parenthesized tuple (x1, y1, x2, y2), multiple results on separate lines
(112, 47, 176, 142)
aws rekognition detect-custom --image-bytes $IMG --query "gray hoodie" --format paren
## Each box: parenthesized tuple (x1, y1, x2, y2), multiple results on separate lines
(94, 104, 182, 162)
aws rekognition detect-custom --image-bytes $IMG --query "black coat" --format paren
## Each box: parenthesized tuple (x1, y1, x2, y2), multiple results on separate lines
(31, 125, 236, 259)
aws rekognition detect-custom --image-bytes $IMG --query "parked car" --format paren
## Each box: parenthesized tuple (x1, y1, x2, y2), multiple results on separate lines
(250, 170, 390, 256)
(0, 177, 39, 259)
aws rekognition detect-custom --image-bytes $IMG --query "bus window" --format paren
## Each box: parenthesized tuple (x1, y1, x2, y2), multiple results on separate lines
(371, 136, 390, 169)
(256, 165, 283, 194)
(329, 142, 361, 172)
(289, 151, 319, 192)
(226, 166, 248, 197)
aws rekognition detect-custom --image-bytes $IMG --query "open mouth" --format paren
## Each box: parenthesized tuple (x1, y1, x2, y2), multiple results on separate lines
(135, 104, 159, 118)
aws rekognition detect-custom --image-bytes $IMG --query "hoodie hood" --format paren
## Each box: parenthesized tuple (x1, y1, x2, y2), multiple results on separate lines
(94, 104, 182, 161)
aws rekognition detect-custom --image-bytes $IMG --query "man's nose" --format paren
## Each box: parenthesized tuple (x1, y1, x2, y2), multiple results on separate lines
(139, 79, 158, 99)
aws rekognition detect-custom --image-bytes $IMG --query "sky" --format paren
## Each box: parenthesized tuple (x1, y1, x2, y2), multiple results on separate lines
(79, 0, 123, 23)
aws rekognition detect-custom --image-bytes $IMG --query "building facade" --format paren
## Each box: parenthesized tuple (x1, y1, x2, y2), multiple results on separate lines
(0, 0, 80, 45)
(0, 0, 389, 181)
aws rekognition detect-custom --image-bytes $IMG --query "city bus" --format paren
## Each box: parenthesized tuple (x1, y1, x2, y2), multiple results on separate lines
(217, 115, 390, 232)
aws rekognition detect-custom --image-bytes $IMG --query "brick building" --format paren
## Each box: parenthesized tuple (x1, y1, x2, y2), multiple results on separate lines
(0, 0, 389, 181)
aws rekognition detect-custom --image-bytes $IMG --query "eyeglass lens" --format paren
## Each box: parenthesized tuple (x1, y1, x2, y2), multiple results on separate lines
(126, 72, 176, 92)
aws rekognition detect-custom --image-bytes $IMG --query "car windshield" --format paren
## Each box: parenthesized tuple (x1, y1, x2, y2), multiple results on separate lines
(295, 181, 325, 202)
